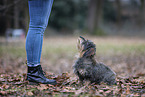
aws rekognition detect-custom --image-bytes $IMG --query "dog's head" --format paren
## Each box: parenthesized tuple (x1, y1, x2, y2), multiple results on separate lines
(77, 36, 96, 58)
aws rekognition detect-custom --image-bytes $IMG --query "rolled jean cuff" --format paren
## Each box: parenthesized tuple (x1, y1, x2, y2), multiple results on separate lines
(27, 62, 40, 67)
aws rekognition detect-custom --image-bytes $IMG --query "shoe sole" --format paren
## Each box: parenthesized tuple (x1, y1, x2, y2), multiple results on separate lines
(28, 81, 57, 85)
(29, 82, 39, 85)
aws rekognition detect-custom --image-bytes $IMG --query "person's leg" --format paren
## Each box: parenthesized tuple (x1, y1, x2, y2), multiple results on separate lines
(26, 0, 53, 67)
(25, 0, 56, 85)
(26, 0, 53, 66)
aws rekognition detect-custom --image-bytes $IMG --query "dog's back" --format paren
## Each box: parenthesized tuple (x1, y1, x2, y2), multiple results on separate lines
(74, 57, 116, 85)
(92, 62, 116, 85)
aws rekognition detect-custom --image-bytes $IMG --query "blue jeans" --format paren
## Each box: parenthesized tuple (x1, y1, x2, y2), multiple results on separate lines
(26, 0, 53, 67)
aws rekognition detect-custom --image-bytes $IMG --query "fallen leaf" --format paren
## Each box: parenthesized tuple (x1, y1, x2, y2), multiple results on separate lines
(126, 84, 130, 94)
(2, 84, 9, 89)
(75, 87, 85, 95)
(27, 91, 33, 96)
(0, 91, 7, 95)
(37, 84, 48, 90)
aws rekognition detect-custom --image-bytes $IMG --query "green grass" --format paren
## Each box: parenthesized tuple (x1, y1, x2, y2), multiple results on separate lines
(0, 42, 144, 58)
(0, 36, 145, 58)
(96, 43, 145, 55)
(0, 45, 25, 58)
(0, 36, 145, 74)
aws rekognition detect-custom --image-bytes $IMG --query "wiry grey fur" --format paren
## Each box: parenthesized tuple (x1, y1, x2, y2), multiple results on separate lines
(73, 36, 116, 85)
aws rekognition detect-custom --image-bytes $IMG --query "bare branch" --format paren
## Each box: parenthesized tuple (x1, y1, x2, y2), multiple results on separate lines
(0, 0, 26, 11)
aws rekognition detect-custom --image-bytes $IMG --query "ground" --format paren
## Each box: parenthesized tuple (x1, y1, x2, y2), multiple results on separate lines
(0, 36, 145, 96)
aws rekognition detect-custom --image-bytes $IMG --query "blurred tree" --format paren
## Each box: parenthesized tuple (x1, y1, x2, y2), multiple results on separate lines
(0, 0, 144, 36)
(139, 0, 145, 25)
(103, 0, 116, 22)
(14, 0, 19, 29)
(49, 0, 88, 33)
(0, 0, 8, 35)
(116, 0, 122, 25)
(24, 3, 29, 32)
(87, 0, 104, 35)
(0, 0, 27, 35)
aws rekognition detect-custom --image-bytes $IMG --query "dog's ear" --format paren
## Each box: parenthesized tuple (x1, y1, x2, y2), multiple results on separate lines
(77, 38, 81, 51)
(83, 48, 96, 57)
(77, 38, 85, 57)
(77, 37, 85, 52)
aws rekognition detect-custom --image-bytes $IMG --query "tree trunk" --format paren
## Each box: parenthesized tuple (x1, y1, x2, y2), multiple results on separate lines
(24, 2, 29, 33)
(139, 0, 145, 25)
(95, 0, 104, 28)
(4, 0, 11, 28)
(116, 0, 122, 26)
(87, 0, 97, 34)
(87, 0, 104, 34)
(14, 0, 19, 29)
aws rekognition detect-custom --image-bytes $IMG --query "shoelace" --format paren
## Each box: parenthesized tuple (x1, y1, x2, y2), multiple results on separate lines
(39, 66, 46, 75)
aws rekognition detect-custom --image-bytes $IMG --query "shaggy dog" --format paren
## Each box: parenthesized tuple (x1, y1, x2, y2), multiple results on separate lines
(73, 36, 116, 85)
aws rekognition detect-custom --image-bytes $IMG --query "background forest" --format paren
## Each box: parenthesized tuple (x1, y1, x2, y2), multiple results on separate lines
(0, 0, 145, 36)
